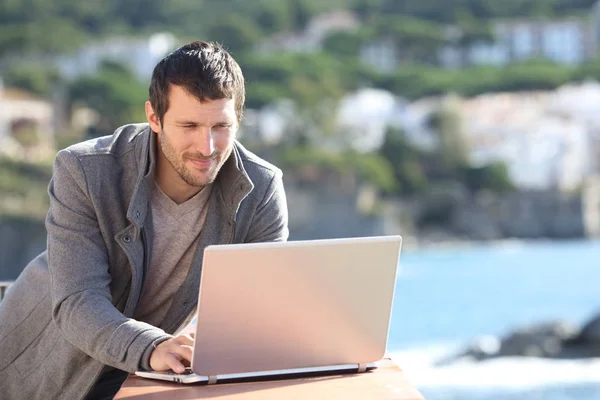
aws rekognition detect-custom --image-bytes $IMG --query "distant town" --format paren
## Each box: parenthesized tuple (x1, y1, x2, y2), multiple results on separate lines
(3, 1, 600, 274)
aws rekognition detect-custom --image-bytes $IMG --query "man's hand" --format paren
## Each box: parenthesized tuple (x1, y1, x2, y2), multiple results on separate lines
(149, 333, 195, 374)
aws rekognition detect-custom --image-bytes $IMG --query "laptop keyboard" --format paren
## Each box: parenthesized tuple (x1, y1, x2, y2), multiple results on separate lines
(163, 367, 194, 376)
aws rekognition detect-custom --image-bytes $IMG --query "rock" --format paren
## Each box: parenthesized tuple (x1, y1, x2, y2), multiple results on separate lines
(434, 335, 501, 366)
(498, 321, 579, 357)
(434, 320, 581, 366)
(578, 313, 600, 343)
(559, 312, 600, 357)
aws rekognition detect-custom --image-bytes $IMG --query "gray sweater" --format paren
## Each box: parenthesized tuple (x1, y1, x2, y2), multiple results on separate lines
(0, 123, 289, 400)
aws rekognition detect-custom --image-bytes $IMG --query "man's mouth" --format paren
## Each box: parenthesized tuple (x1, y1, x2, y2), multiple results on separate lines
(187, 158, 214, 169)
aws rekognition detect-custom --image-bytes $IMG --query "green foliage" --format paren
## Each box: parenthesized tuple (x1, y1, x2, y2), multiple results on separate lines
(350, 152, 397, 192)
(377, 61, 576, 100)
(384, 66, 456, 99)
(68, 61, 147, 136)
(0, 0, 597, 58)
(4, 64, 60, 96)
(497, 60, 573, 92)
(460, 162, 514, 194)
(416, 195, 456, 227)
(372, 15, 447, 63)
(452, 8, 494, 47)
(428, 102, 469, 168)
(278, 146, 396, 192)
(322, 31, 365, 58)
(254, 0, 294, 32)
(572, 58, 600, 82)
(0, 0, 361, 56)
(207, 14, 263, 56)
(378, 128, 428, 195)
(1, 0, 595, 107)
(0, 158, 51, 195)
(379, 126, 514, 197)
(353, 0, 596, 22)
(0, 0, 583, 206)
(0, 158, 52, 220)
(243, 52, 348, 108)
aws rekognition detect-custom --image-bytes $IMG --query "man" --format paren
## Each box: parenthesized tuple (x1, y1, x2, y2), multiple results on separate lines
(0, 41, 289, 399)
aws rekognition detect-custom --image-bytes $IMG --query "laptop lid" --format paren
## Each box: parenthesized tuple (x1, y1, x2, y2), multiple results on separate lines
(191, 235, 402, 376)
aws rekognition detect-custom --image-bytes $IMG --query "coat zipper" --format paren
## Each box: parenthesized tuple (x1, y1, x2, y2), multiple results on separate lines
(140, 229, 148, 287)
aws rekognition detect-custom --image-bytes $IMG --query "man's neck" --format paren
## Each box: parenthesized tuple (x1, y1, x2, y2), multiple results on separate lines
(154, 158, 202, 205)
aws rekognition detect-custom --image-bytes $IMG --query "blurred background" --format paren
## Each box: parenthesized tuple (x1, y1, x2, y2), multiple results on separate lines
(1, 0, 600, 399)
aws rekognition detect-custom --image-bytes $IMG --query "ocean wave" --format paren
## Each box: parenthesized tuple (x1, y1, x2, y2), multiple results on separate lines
(390, 345, 600, 389)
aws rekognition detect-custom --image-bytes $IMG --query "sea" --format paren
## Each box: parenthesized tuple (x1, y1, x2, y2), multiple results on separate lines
(387, 239, 600, 400)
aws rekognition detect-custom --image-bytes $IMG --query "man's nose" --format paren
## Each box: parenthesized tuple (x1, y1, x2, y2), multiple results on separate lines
(195, 128, 215, 156)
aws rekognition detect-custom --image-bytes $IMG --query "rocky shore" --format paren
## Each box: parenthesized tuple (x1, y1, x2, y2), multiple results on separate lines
(436, 313, 600, 366)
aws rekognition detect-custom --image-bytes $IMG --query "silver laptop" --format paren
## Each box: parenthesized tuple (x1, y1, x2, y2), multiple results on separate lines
(135, 235, 402, 384)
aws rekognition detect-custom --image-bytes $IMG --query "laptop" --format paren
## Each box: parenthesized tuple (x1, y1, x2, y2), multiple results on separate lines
(135, 235, 402, 384)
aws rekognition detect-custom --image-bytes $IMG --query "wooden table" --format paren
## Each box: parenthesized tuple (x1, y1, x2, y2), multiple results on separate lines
(115, 358, 424, 400)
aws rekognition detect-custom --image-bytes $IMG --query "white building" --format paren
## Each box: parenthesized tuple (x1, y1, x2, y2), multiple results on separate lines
(359, 39, 399, 74)
(242, 89, 415, 153)
(441, 16, 597, 68)
(258, 11, 360, 54)
(453, 84, 600, 191)
(56, 32, 178, 81)
(0, 85, 56, 158)
(336, 88, 408, 152)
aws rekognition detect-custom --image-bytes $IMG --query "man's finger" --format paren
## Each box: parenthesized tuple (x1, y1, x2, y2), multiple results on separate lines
(166, 353, 186, 374)
(172, 344, 194, 364)
(175, 334, 194, 346)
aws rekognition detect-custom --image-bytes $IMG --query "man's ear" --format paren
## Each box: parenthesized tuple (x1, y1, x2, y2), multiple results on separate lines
(145, 101, 162, 133)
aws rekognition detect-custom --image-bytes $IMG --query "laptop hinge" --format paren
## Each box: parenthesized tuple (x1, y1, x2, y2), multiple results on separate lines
(357, 363, 368, 373)
(208, 375, 218, 385)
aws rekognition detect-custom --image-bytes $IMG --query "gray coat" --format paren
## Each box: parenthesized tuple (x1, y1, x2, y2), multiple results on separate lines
(0, 123, 289, 399)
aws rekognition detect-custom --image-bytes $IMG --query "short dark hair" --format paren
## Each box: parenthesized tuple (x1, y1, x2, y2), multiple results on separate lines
(149, 41, 245, 124)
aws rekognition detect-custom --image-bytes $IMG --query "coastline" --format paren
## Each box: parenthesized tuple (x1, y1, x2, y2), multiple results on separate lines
(400, 235, 600, 252)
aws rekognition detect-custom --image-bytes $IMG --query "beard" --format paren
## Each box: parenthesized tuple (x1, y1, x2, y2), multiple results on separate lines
(158, 129, 231, 188)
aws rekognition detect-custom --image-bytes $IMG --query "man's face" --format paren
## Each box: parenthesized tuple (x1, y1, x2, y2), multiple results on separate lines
(147, 85, 237, 189)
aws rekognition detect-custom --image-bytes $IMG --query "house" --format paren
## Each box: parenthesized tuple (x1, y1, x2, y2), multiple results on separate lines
(359, 39, 399, 74)
(454, 85, 599, 191)
(441, 16, 597, 68)
(257, 10, 360, 54)
(55, 32, 178, 81)
(0, 81, 55, 158)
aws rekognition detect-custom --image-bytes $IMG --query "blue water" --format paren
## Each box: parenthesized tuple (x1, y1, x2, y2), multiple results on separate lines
(386, 240, 600, 400)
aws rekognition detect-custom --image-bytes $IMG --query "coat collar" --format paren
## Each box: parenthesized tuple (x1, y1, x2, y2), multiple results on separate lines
(127, 125, 254, 230)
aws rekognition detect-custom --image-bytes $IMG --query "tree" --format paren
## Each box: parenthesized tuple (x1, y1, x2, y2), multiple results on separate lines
(277, 146, 396, 192)
(352, 0, 385, 20)
(501, 60, 572, 92)
(427, 99, 470, 169)
(373, 16, 447, 64)
(4, 64, 61, 96)
(379, 127, 428, 195)
(322, 31, 364, 58)
(206, 14, 263, 56)
(243, 52, 349, 145)
(460, 162, 514, 194)
(254, 0, 294, 33)
(452, 8, 495, 66)
(68, 61, 147, 137)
